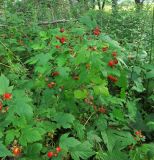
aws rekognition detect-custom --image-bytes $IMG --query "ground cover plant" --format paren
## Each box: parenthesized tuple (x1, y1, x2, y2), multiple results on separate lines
(0, 0, 154, 160)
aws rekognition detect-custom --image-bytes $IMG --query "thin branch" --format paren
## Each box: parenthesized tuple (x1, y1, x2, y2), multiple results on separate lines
(0, 19, 76, 27)
(38, 19, 76, 25)
(84, 112, 95, 127)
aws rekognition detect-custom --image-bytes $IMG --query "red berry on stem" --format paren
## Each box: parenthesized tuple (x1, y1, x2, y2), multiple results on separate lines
(60, 37, 66, 44)
(107, 75, 118, 83)
(56, 146, 61, 153)
(48, 83, 52, 88)
(52, 71, 59, 77)
(108, 60, 115, 67)
(3, 93, 12, 100)
(113, 58, 118, 64)
(54, 153, 58, 157)
(102, 47, 108, 52)
(98, 107, 106, 114)
(47, 151, 53, 158)
(55, 45, 60, 49)
(55, 36, 60, 40)
(0, 102, 3, 110)
(60, 28, 65, 33)
(93, 27, 101, 36)
(13, 147, 21, 156)
(112, 52, 117, 57)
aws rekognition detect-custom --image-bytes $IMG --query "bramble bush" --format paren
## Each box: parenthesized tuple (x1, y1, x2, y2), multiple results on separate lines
(0, 7, 154, 160)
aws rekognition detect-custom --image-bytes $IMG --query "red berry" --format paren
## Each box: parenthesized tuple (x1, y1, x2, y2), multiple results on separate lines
(107, 75, 118, 83)
(113, 58, 118, 64)
(55, 45, 60, 49)
(54, 153, 58, 157)
(52, 71, 59, 77)
(48, 83, 52, 88)
(98, 107, 106, 114)
(108, 60, 115, 67)
(102, 47, 108, 52)
(48, 82, 56, 88)
(5, 106, 9, 112)
(0, 102, 3, 110)
(3, 93, 12, 100)
(47, 151, 53, 158)
(135, 130, 141, 136)
(93, 27, 101, 36)
(60, 28, 65, 33)
(55, 36, 60, 40)
(56, 146, 61, 153)
(13, 147, 21, 156)
(112, 52, 117, 57)
(60, 37, 66, 44)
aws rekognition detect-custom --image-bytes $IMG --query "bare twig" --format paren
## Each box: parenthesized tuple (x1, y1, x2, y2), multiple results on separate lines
(84, 112, 95, 127)
(38, 19, 75, 25)
(0, 19, 77, 27)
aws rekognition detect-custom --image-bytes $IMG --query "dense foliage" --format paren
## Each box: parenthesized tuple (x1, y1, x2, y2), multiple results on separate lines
(0, 1, 154, 160)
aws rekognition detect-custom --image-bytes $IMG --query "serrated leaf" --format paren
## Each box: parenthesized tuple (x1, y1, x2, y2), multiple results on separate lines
(127, 101, 137, 122)
(26, 143, 42, 157)
(73, 121, 85, 140)
(93, 84, 109, 96)
(12, 90, 33, 121)
(87, 131, 102, 145)
(112, 108, 125, 121)
(59, 134, 80, 150)
(5, 129, 20, 145)
(54, 112, 75, 128)
(70, 141, 95, 160)
(146, 70, 154, 79)
(0, 142, 12, 157)
(0, 74, 13, 95)
(74, 89, 88, 99)
(19, 127, 42, 146)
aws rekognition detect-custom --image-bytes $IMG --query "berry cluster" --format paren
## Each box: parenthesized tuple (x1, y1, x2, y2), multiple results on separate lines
(48, 82, 56, 88)
(47, 146, 61, 158)
(107, 75, 118, 83)
(107, 51, 119, 83)
(93, 27, 101, 36)
(108, 51, 118, 68)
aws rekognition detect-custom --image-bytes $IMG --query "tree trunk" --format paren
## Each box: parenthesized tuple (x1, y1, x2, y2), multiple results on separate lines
(97, 0, 106, 10)
(135, 0, 144, 10)
(112, 0, 118, 13)
(97, 0, 101, 10)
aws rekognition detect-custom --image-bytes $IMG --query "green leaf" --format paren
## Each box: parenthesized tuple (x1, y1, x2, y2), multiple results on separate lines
(59, 134, 80, 151)
(101, 129, 135, 152)
(19, 127, 42, 146)
(146, 69, 154, 79)
(0, 142, 12, 157)
(127, 101, 137, 122)
(74, 89, 88, 99)
(87, 131, 102, 145)
(12, 90, 33, 121)
(70, 141, 95, 160)
(5, 129, 20, 145)
(73, 121, 85, 140)
(0, 74, 13, 95)
(93, 84, 109, 96)
(54, 112, 75, 128)
(112, 108, 125, 121)
(57, 67, 70, 78)
(101, 129, 116, 152)
(26, 143, 42, 157)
